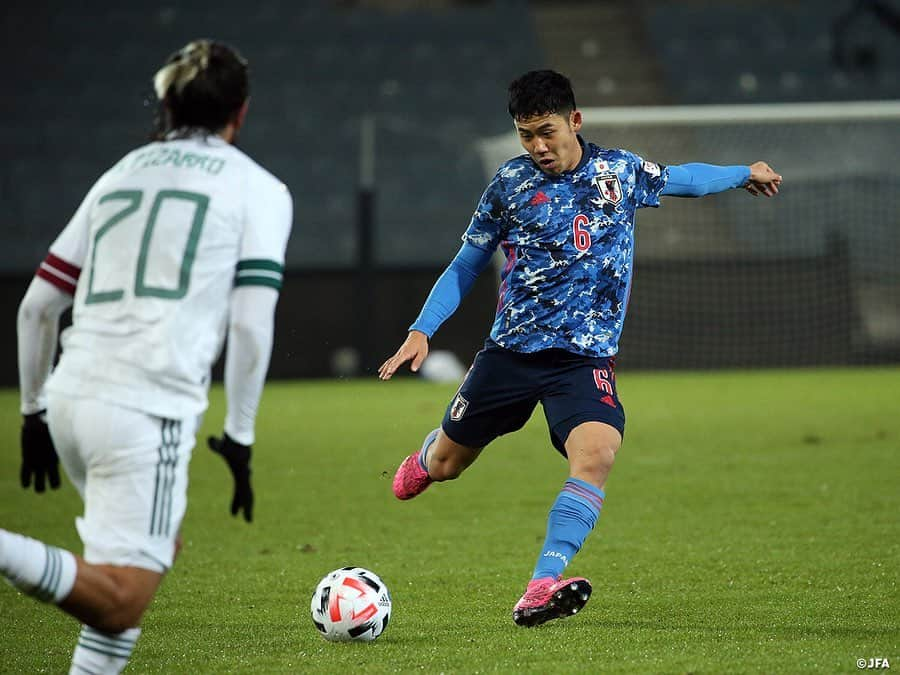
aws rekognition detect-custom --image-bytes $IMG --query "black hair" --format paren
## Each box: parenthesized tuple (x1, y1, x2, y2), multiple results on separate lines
(152, 40, 249, 139)
(507, 70, 577, 120)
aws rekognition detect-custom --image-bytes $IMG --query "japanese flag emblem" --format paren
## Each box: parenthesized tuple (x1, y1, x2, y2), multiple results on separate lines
(593, 172, 622, 205)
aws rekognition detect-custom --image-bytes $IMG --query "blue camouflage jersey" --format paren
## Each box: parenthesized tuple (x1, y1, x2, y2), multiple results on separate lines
(463, 137, 668, 357)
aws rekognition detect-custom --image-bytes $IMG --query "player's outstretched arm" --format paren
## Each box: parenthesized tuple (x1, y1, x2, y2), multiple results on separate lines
(379, 330, 430, 380)
(662, 162, 782, 198)
(378, 242, 493, 381)
(745, 161, 782, 197)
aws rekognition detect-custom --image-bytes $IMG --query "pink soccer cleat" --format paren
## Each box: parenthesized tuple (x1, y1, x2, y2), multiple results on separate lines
(512, 576, 592, 627)
(392, 451, 433, 500)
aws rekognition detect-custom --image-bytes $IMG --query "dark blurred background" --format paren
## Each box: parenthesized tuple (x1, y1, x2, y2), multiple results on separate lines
(2, 0, 899, 382)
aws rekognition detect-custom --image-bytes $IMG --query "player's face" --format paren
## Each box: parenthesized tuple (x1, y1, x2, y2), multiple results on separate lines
(514, 110, 583, 175)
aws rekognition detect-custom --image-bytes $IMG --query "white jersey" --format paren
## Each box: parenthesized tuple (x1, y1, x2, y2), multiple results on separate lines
(41, 134, 292, 419)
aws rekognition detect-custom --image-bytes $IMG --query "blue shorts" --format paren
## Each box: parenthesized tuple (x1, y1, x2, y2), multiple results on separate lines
(441, 340, 625, 456)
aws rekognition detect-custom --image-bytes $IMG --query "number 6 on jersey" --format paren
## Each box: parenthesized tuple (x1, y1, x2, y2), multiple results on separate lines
(572, 214, 591, 252)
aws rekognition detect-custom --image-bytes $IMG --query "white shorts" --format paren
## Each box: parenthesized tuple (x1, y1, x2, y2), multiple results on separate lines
(46, 393, 197, 573)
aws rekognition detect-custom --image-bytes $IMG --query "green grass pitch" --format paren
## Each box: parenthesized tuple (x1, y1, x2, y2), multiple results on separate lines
(1, 367, 898, 673)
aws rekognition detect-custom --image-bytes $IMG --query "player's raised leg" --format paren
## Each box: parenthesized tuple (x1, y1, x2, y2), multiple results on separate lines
(392, 343, 537, 501)
(513, 421, 621, 626)
(392, 428, 481, 499)
(0, 529, 77, 607)
(0, 530, 159, 673)
(60, 561, 163, 632)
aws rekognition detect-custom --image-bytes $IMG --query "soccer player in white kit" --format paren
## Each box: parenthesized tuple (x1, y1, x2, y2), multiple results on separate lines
(3, 40, 292, 674)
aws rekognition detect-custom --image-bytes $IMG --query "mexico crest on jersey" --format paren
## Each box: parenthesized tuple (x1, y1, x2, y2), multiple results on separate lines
(449, 394, 469, 421)
(593, 172, 622, 205)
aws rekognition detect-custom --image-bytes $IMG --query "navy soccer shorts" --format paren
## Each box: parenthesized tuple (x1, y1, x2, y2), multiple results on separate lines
(441, 340, 625, 456)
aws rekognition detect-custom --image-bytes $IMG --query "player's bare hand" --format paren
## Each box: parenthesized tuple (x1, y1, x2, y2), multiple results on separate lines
(378, 330, 429, 380)
(745, 161, 782, 197)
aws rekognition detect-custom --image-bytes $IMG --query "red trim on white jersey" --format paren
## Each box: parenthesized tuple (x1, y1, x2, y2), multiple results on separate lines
(36, 253, 81, 296)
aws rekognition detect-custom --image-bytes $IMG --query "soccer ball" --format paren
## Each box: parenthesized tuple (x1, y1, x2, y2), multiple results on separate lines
(310, 567, 392, 642)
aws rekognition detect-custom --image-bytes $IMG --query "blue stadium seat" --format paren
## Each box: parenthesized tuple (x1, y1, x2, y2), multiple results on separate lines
(644, 0, 900, 104)
(1, 0, 541, 270)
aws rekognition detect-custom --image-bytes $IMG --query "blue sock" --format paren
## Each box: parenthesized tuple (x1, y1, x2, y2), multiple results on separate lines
(532, 478, 605, 580)
(417, 429, 440, 474)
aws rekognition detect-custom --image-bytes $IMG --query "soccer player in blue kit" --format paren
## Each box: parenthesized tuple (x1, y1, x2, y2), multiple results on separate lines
(379, 70, 782, 627)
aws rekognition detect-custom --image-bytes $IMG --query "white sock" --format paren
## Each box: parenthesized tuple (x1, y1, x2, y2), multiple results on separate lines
(0, 528, 77, 603)
(70, 625, 141, 675)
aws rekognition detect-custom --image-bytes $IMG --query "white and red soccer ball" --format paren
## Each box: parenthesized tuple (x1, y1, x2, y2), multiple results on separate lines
(310, 567, 392, 642)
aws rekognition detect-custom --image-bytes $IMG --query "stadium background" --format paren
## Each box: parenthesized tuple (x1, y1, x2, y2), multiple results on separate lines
(1, 0, 898, 382)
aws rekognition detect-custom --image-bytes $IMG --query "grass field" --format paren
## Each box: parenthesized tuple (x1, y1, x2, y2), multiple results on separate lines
(1, 367, 898, 673)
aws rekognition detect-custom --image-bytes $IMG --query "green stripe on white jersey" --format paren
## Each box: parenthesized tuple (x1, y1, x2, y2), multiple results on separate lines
(235, 259, 283, 290)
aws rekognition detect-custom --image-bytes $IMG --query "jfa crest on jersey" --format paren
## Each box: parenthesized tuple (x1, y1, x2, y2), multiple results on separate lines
(593, 173, 622, 205)
(462, 138, 668, 357)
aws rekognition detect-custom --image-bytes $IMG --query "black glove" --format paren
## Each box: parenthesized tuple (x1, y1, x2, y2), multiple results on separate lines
(20, 411, 61, 493)
(208, 433, 253, 523)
